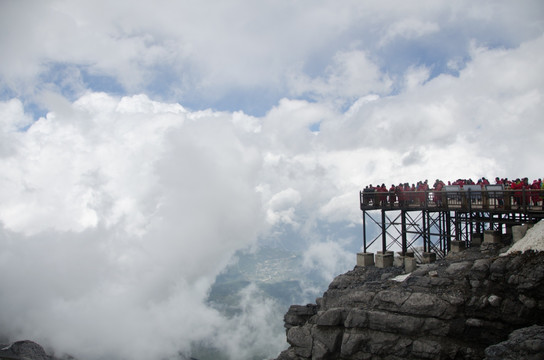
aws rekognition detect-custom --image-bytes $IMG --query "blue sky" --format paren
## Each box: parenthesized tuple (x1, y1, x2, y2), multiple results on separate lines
(0, 1, 543, 359)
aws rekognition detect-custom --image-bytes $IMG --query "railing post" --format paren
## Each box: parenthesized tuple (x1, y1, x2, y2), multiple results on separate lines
(522, 187, 527, 212)
(468, 188, 472, 212)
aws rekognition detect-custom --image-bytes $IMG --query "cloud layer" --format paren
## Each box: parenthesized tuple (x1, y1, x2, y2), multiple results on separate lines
(2, 1, 542, 112)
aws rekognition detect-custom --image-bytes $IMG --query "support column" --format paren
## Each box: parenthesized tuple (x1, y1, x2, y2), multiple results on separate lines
(357, 252, 375, 267)
(404, 251, 417, 272)
(471, 233, 482, 247)
(401, 209, 407, 255)
(446, 211, 452, 253)
(381, 209, 387, 254)
(422, 252, 437, 264)
(484, 230, 501, 244)
(451, 240, 466, 252)
(362, 211, 367, 252)
(422, 210, 428, 253)
(376, 251, 394, 268)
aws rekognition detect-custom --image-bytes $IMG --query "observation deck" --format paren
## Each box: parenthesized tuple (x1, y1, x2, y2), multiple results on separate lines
(359, 185, 544, 264)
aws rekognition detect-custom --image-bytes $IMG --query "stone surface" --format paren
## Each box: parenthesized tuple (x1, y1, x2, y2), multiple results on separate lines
(484, 325, 544, 360)
(284, 304, 318, 330)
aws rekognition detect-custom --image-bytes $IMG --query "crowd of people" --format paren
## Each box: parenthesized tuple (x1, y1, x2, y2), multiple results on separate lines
(362, 177, 544, 208)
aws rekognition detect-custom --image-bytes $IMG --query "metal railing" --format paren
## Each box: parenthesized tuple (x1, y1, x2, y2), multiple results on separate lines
(360, 186, 544, 213)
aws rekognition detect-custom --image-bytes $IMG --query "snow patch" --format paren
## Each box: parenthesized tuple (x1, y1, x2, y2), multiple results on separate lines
(391, 273, 411, 282)
(503, 220, 544, 256)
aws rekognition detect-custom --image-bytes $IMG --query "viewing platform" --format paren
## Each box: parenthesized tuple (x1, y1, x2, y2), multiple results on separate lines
(358, 185, 544, 266)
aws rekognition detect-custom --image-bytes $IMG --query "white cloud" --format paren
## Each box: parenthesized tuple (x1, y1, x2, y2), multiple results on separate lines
(266, 188, 302, 227)
(2, 1, 541, 109)
(288, 50, 393, 102)
(403, 66, 432, 90)
(379, 18, 440, 46)
(0, 93, 267, 360)
(212, 284, 286, 359)
(0, 99, 33, 157)
(302, 241, 354, 281)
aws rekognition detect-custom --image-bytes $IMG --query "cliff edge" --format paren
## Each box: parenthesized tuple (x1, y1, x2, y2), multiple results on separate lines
(274, 223, 544, 360)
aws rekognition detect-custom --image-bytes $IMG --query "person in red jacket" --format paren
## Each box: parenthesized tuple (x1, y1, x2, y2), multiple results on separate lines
(541, 179, 544, 210)
(494, 177, 505, 206)
(522, 178, 531, 206)
(389, 184, 397, 207)
(417, 180, 429, 205)
(511, 179, 523, 206)
(377, 184, 388, 206)
(433, 179, 445, 206)
(531, 180, 541, 207)
(397, 184, 406, 207)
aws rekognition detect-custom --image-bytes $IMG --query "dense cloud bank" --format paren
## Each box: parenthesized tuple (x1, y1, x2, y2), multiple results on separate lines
(0, 1, 543, 359)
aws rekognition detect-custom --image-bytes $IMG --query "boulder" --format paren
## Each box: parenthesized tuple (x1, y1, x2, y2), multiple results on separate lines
(0, 340, 50, 360)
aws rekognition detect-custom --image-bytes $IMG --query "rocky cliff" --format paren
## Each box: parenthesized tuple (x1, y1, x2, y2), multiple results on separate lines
(273, 243, 544, 360)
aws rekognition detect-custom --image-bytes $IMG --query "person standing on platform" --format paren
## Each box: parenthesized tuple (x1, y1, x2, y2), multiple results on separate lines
(389, 184, 396, 207)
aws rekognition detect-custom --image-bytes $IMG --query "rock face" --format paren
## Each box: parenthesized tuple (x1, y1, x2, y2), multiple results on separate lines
(274, 248, 544, 360)
(484, 325, 544, 360)
(0, 340, 52, 360)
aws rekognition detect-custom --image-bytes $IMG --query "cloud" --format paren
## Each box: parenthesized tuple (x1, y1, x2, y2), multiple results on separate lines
(379, 18, 440, 46)
(266, 188, 302, 227)
(211, 284, 286, 359)
(2, 1, 542, 114)
(0, 93, 268, 360)
(302, 241, 354, 281)
(287, 50, 393, 103)
(0, 99, 33, 156)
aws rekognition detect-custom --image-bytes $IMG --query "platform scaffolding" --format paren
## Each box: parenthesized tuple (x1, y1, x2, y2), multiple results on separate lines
(360, 186, 544, 262)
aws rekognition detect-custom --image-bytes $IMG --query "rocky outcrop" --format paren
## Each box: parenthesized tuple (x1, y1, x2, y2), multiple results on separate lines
(484, 325, 544, 360)
(0, 340, 52, 360)
(274, 247, 544, 360)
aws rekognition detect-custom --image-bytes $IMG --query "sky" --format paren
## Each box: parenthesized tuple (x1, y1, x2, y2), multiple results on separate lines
(0, 1, 543, 359)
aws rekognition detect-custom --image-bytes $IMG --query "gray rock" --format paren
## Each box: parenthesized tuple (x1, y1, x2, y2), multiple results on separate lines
(484, 325, 544, 360)
(286, 326, 312, 358)
(315, 308, 345, 326)
(284, 304, 317, 328)
(0, 340, 50, 360)
(311, 327, 343, 356)
(411, 339, 442, 359)
(445, 261, 473, 275)
(488, 294, 502, 307)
